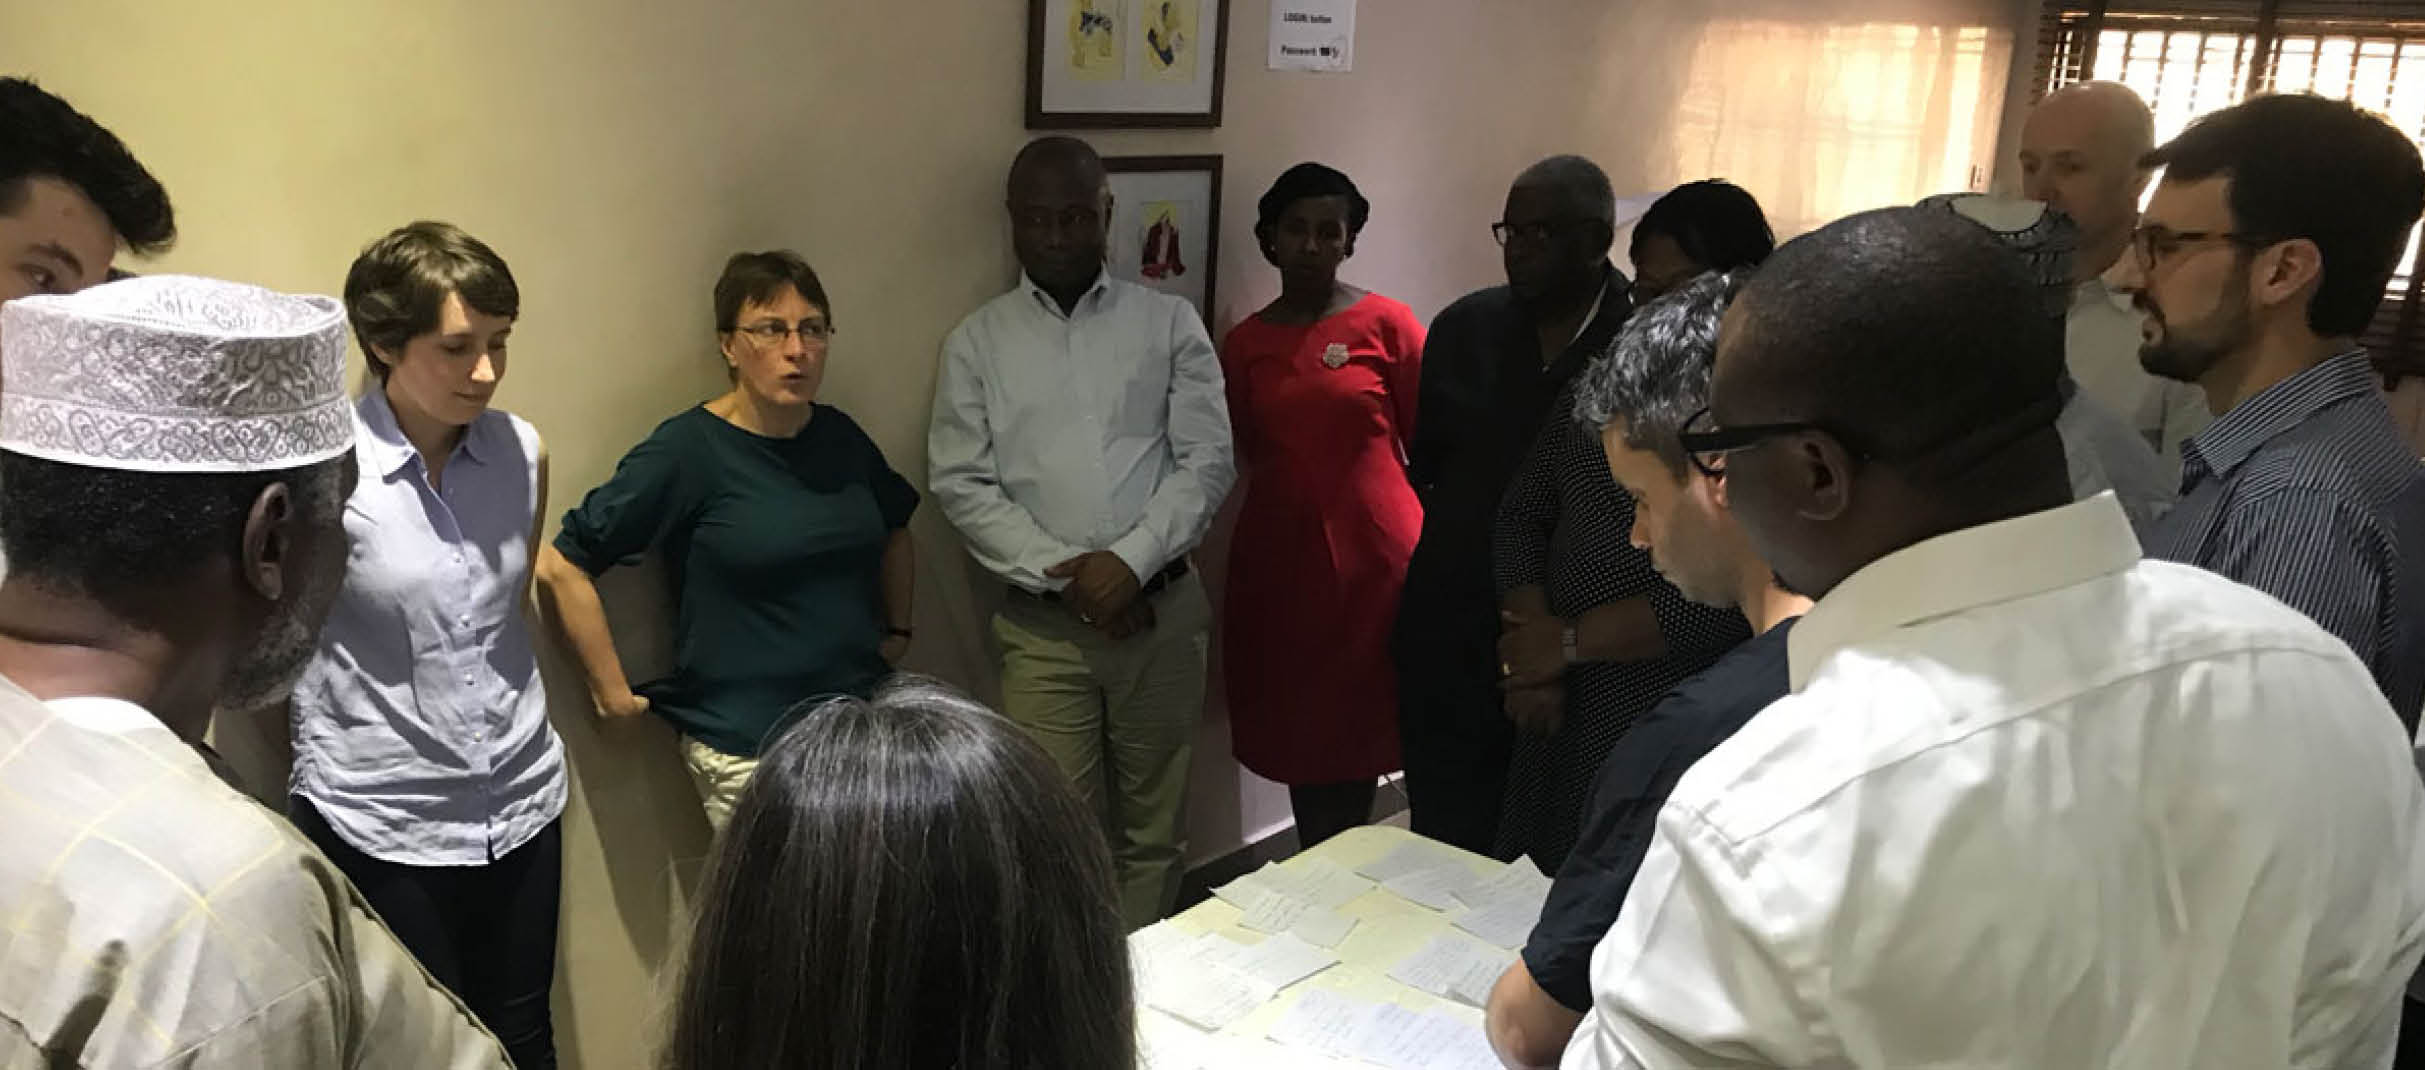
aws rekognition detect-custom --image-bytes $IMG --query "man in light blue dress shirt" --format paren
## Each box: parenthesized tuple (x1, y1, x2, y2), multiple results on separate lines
(929, 137, 1235, 927)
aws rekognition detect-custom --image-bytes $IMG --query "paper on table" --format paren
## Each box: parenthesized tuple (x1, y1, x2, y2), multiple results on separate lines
(1229, 932, 1340, 992)
(1265, 988, 1368, 1058)
(1277, 857, 1376, 909)
(1456, 856, 1554, 910)
(1364, 1008, 1498, 1070)
(1343, 1002, 1427, 1065)
(1407, 1011, 1505, 1070)
(1231, 882, 1315, 934)
(1138, 1009, 1214, 1070)
(1384, 864, 1478, 911)
(1289, 906, 1358, 949)
(1357, 841, 1457, 881)
(1452, 891, 1546, 949)
(1388, 933, 1514, 1007)
(1147, 966, 1269, 1032)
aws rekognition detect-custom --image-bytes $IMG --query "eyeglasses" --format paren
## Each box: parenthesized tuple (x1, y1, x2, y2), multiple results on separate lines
(734, 319, 834, 346)
(2129, 224, 2272, 269)
(1490, 217, 1595, 247)
(1675, 406, 1847, 477)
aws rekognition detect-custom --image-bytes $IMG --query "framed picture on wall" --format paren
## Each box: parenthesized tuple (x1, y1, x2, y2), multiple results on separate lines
(1103, 154, 1221, 322)
(1027, 0, 1231, 128)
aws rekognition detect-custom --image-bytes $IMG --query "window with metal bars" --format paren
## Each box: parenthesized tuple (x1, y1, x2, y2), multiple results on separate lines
(2032, 0, 2425, 381)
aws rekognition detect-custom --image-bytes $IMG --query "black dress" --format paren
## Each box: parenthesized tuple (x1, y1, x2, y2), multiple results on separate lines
(1489, 382, 1750, 872)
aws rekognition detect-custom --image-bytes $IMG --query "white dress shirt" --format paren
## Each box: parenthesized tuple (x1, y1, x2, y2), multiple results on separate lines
(929, 273, 1235, 592)
(2069, 275, 2213, 470)
(2057, 381, 2176, 538)
(1565, 493, 2425, 1070)
(0, 683, 507, 1068)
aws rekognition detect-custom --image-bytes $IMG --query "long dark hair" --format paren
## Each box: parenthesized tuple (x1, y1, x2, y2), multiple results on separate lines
(662, 676, 1134, 1070)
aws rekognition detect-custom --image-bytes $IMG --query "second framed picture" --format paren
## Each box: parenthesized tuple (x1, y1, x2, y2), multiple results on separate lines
(1028, 0, 1232, 128)
(1103, 154, 1222, 324)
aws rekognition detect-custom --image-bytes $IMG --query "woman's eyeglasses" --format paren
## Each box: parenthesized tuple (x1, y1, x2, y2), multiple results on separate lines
(735, 320, 834, 346)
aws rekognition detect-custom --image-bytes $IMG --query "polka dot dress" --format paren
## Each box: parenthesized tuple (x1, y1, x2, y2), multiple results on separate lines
(1489, 384, 1752, 872)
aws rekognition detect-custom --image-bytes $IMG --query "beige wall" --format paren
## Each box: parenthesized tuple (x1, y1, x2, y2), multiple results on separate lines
(10, 0, 2020, 1065)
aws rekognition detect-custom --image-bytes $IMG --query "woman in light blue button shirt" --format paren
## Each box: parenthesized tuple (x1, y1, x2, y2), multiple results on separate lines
(288, 221, 563, 1069)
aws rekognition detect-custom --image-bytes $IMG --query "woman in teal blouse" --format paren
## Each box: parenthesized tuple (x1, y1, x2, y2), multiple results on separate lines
(537, 251, 917, 831)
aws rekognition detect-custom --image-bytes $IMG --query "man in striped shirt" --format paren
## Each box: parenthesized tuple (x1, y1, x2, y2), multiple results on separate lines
(2119, 93, 2425, 731)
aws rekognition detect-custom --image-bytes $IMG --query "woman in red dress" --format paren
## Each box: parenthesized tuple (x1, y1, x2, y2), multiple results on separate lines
(1221, 163, 1425, 846)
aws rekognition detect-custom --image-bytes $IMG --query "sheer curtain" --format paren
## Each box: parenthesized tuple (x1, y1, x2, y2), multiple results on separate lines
(1652, 20, 2015, 238)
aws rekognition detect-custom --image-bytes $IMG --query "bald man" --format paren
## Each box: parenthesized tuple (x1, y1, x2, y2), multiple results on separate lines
(2021, 81, 2210, 469)
(928, 136, 1234, 928)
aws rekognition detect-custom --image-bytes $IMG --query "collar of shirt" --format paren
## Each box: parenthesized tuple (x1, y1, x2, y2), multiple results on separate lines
(1021, 270, 1115, 322)
(1787, 493, 2141, 690)
(2180, 349, 2375, 485)
(356, 387, 489, 480)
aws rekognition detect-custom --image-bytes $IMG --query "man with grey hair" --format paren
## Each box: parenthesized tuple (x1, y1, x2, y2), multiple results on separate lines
(2021, 80, 2210, 467)
(1480, 272, 1810, 1068)
(1396, 154, 1633, 854)
(0, 275, 506, 1066)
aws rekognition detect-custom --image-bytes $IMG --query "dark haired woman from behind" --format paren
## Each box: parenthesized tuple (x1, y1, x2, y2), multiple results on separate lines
(536, 251, 918, 831)
(663, 677, 1134, 1070)
(288, 220, 562, 1067)
(1219, 162, 1426, 847)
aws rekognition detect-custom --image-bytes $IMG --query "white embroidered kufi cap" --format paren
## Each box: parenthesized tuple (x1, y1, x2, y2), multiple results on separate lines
(0, 274, 352, 473)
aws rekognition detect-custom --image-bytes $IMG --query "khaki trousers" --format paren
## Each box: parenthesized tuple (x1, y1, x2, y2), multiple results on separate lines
(993, 572, 1209, 928)
(679, 736, 760, 834)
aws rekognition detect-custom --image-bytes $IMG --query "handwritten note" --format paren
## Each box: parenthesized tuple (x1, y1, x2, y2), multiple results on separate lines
(1388, 934, 1514, 1008)
(1276, 858, 1376, 909)
(1384, 864, 1478, 911)
(1452, 892, 1546, 949)
(1231, 883, 1314, 934)
(1147, 965, 1268, 1031)
(1265, 988, 1367, 1058)
(1229, 932, 1340, 991)
(1358, 841, 1458, 881)
(1289, 907, 1358, 949)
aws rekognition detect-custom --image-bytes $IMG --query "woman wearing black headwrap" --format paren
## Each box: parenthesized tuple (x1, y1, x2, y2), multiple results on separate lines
(1219, 162, 1426, 846)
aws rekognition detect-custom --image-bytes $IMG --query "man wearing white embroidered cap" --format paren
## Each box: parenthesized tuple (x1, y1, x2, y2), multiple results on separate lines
(0, 275, 507, 1068)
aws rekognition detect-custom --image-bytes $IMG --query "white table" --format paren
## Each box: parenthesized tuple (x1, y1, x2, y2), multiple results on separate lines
(1132, 825, 1533, 1069)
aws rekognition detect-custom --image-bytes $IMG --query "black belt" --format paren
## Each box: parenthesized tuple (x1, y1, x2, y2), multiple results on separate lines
(1018, 559, 1190, 603)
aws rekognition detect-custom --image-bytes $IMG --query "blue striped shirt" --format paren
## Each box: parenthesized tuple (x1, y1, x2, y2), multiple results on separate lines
(289, 389, 566, 865)
(2149, 351, 2425, 729)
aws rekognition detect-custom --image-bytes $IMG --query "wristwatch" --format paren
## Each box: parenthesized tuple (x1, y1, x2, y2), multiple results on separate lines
(886, 626, 914, 640)
(1560, 624, 1579, 665)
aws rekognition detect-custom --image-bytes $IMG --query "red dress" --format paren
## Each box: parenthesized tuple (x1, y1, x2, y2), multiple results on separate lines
(1220, 293, 1425, 784)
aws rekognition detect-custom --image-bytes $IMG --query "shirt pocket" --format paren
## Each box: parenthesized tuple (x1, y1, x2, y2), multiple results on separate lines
(1114, 349, 1174, 438)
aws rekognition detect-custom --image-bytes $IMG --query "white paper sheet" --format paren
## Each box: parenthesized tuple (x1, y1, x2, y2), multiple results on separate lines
(1357, 841, 1457, 881)
(1384, 864, 1478, 911)
(1289, 907, 1358, 949)
(1277, 857, 1377, 909)
(1387, 934, 1515, 1008)
(1231, 883, 1315, 934)
(1452, 892, 1546, 949)
(1147, 966, 1269, 1031)
(1229, 932, 1340, 992)
(1265, 988, 1368, 1058)
(1456, 857, 1554, 911)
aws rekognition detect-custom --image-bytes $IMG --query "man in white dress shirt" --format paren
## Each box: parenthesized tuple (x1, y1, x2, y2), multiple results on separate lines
(2021, 80, 2211, 469)
(929, 136, 1235, 927)
(1562, 208, 2425, 1069)
(0, 275, 506, 1067)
